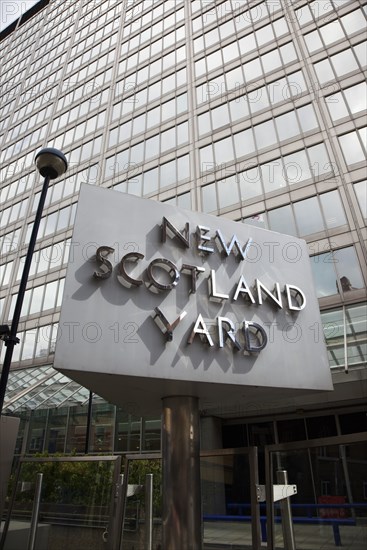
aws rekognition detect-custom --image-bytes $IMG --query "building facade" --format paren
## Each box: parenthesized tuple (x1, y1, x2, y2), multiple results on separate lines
(0, 0, 366, 458)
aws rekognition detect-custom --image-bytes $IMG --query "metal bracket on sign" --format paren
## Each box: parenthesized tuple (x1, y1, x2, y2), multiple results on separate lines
(256, 484, 297, 503)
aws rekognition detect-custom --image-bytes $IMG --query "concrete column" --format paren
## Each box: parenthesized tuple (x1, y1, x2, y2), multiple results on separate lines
(162, 396, 202, 550)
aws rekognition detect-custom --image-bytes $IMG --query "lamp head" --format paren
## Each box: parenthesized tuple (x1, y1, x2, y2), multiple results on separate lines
(35, 148, 68, 179)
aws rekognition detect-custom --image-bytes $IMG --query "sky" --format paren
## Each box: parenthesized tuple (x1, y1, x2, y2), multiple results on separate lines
(1, 0, 39, 32)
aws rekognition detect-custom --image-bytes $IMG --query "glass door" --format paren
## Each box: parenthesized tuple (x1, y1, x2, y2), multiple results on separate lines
(265, 432, 367, 549)
(120, 447, 262, 550)
(0, 455, 122, 550)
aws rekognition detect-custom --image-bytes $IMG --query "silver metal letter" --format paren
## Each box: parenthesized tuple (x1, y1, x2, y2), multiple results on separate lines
(233, 275, 256, 303)
(284, 284, 306, 311)
(181, 264, 205, 294)
(215, 230, 253, 260)
(147, 258, 180, 291)
(217, 317, 241, 350)
(188, 314, 214, 346)
(93, 246, 114, 279)
(256, 279, 283, 308)
(196, 225, 214, 253)
(209, 270, 229, 301)
(119, 252, 144, 286)
(153, 307, 187, 342)
(162, 217, 190, 248)
(242, 321, 268, 353)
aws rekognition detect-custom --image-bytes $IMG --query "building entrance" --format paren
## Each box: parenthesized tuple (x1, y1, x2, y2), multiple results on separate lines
(1, 434, 366, 549)
(265, 432, 367, 549)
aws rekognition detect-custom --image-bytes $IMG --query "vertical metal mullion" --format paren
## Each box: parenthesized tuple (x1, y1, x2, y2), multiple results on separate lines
(343, 305, 349, 373)
(249, 446, 261, 550)
(265, 446, 275, 549)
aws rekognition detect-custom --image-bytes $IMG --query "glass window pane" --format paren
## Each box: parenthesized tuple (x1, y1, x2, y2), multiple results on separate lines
(45, 212, 58, 235)
(249, 86, 269, 114)
(314, 59, 334, 84)
(229, 97, 249, 122)
(212, 104, 230, 130)
(262, 160, 286, 193)
(262, 49, 281, 73)
(161, 160, 176, 187)
(200, 145, 214, 172)
(276, 111, 299, 141)
(320, 20, 344, 46)
(310, 253, 338, 297)
(217, 175, 239, 209)
(243, 212, 267, 229)
(43, 280, 58, 310)
(354, 181, 367, 218)
(344, 82, 367, 115)
(198, 112, 211, 135)
(177, 155, 190, 180)
(304, 30, 323, 53)
(214, 136, 234, 165)
(244, 58, 262, 81)
(202, 183, 217, 213)
(331, 49, 358, 77)
(29, 286, 44, 315)
(308, 143, 332, 177)
(143, 167, 159, 194)
(320, 190, 347, 229)
(268, 205, 297, 236)
(326, 92, 349, 121)
(342, 9, 365, 35)
(233, 128, 255, 159)
(339, 132, 365, 165)
(254, 119, 277, 149)
(294, 196, 324, 235)
(284, 149, 311, 184)
(334, 247, 364, 292)
(297, 104, 318, 132)
(57, 279, 65, 307)
(22, 329, 37, 360)
(239, 166, 263, 200)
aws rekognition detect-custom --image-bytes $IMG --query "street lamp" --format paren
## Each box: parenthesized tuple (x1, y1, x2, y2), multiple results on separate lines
(0, 148, 68, 414)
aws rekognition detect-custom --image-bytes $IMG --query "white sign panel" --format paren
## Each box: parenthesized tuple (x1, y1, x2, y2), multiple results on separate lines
(54, 184, 333, 413)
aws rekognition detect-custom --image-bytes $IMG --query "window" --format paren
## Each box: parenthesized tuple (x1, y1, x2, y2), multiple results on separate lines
(339, 129, 366, 166)
(311, 247, 364, 298)
(354, 181, 367, 219)
(321, 304, 367, 368)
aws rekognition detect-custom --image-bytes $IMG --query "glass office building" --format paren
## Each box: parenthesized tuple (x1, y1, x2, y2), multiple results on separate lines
(0, 0, 366, 457)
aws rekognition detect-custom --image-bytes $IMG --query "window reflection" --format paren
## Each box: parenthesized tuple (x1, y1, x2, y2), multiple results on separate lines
(354, 181, 367, 218)
(321, 304, 367, 368)
(339, 130, 366, 165)
(311, 246, 364, 298)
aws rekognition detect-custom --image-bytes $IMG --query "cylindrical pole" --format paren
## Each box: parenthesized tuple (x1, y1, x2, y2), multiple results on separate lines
(145, 473, 153, 550)
(0, 175, 51, 414)
(27, 473, 43, 550)
(276, 470, 296, 550)
(162, 396, 201, 550)
(84, 391, 93, 454)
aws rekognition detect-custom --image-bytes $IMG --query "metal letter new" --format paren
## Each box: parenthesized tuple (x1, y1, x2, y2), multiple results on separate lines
(162, 217, 190, 248)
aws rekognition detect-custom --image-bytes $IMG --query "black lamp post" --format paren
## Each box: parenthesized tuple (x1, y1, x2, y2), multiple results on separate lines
(0, 148, 68, 415)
